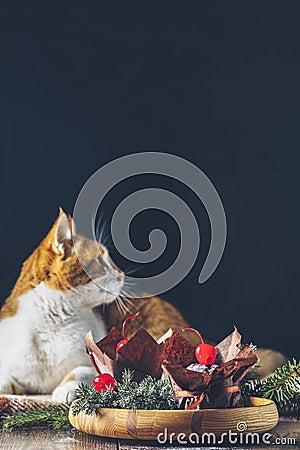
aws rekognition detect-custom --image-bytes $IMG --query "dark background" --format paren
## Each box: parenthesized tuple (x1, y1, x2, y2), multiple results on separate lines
(0, 4, 299, 358)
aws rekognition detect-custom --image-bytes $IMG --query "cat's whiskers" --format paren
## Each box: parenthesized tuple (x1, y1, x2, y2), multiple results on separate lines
(117, 287, 138, 314)
(120, 285, 136, 299)
(114, 296, 123, 315)
(121, 295, 135, 308)
(95, 213, 106, 241)
(121, 296, 131, 314)
(115, 295, 130, 315)
(122, 279, 138, 289)
(96, 216, 113, 249)
(124, 267, 140, 276)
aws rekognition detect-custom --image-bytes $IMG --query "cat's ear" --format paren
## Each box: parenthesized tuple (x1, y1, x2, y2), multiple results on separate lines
(68, 214, 76, 236)
(52, 208, 73, 255)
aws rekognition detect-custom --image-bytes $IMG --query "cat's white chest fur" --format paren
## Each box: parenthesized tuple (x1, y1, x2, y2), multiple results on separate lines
(0, 282, 107, 394)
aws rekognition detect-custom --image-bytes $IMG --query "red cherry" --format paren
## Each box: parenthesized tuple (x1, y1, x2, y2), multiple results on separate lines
(116, 311, 141, 352)
(195, 343, 216, 365)
(93, 373, 115, 392)
(182, 327, 216, 365)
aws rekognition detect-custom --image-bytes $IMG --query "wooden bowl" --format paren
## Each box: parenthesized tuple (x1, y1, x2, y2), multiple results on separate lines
(69, 397, 278, 440)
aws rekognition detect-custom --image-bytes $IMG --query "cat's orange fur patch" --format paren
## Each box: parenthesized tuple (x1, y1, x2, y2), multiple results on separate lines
(0, 297, 19, 319)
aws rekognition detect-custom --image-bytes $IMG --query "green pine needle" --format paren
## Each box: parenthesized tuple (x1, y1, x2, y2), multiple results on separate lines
(260, 358, 300, 403)
(72, 369, 176, 416)
(1, 404, 70, 430)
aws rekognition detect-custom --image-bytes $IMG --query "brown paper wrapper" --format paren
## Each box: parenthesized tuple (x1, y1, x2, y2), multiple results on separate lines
(85, 329, 118, 377)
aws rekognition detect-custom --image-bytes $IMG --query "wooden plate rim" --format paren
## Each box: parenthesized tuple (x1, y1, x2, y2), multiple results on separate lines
(81, 396, 275, 414)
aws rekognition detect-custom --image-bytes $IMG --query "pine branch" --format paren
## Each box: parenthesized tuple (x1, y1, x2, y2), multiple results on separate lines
(72, 383, 114, 415)
(1, 404, 70, 430)
(241, 358, 300, 419)
(260, 358, 300, 403)
(72, 369, 176, 416)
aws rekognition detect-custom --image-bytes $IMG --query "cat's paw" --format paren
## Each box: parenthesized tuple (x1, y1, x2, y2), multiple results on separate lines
(52, 366, 94, 404)
(52, 380, 78, 404)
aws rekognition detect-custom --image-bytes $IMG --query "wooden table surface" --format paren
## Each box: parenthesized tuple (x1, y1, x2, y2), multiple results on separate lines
(0, 421, 299, 450)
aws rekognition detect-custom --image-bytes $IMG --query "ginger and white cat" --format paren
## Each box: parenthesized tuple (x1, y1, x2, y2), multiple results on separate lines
(0, 209, 190, 402)
(0, 209, 286, 403)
